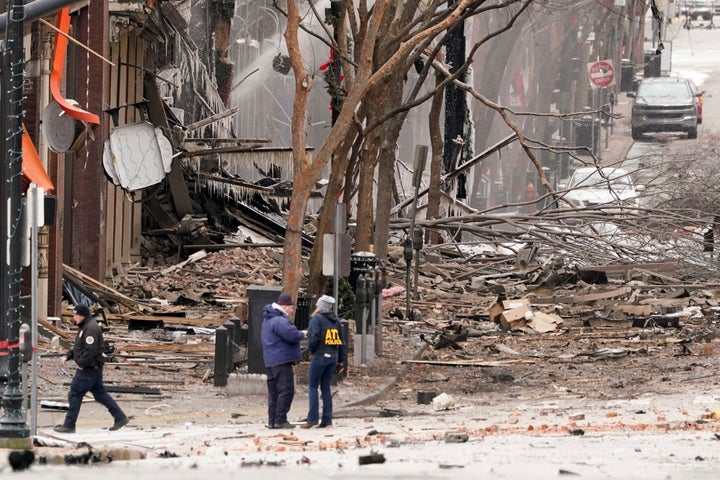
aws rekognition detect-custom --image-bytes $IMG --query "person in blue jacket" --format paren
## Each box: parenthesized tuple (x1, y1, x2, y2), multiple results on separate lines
(300, 295, 346, 428)
(261, 292, 306, 429)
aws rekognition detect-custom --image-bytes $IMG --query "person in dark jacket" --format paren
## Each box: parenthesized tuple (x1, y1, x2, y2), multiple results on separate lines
(261, 293, 306, 429)
(300, 295, 346, 428)
(53, 305, 129, 433)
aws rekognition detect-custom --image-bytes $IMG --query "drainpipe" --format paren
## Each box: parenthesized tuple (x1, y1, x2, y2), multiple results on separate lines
(38, 36, 51, 325)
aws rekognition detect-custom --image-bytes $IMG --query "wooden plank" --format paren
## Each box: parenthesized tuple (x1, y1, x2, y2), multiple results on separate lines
(64, 263, 153, 311)
(108, 313, 225, 327)
(120, 343, 214, 353)
(184, 107, 239, 131)
(103, 385, 162, 395)
(38, 317, 72, 340)
(532, 286, 632, 305)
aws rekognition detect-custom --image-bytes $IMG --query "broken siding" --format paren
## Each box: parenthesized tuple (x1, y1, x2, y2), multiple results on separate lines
(200, 148, 325, 214)
(106, 27, 145, 276)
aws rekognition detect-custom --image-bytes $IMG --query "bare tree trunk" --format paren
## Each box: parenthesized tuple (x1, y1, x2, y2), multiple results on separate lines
(307, 123, 358, 296)
(355, 115, 382, 251)
(374, 75, 406, 261)
(282, 0, 314, 301)
(281, 0, 482, 297)
(281, 0, 391, 298)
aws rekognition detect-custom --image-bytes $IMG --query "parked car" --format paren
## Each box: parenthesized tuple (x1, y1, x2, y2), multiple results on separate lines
(627, 77, 698, 140)
(562, 167, 643, 211)
(687, 79, 704, 124)
(679, 0, 714, 20)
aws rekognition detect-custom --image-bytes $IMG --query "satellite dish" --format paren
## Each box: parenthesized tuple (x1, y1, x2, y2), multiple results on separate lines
(41, 100, 85, 153)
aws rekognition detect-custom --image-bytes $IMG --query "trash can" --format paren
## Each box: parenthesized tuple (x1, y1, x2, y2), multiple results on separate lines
(552, 139, 571, 180)
(644, 51, 661, 78)
(574, 115, 600, 154)
(620, 59, 635, 92)
(246, 285, 283, 374)
(349, 251, 378, 292)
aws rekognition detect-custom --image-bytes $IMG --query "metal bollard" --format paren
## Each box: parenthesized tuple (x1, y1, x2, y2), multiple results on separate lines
(374, 264, 385, 355)
(357, 274, 369, 365)
(368, 272, 377, 338)
(223, 320, 236, 373)
(229, 316, 242, 345)
(214, 326, 228, 387)
(229, 316, 243, 367)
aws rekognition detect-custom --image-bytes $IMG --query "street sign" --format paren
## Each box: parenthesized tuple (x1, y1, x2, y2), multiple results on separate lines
(322, 233, 351, 276)
(587, 60, 615, 89)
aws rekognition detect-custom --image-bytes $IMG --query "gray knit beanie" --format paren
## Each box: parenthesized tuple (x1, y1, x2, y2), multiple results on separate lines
(316, 294, 335, 312)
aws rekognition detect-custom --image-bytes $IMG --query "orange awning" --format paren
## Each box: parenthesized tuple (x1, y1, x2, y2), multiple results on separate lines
(22, 126, 54, 192)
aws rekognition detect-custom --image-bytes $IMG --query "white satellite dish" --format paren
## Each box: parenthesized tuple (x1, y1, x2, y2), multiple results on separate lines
(41, 100, 85, 153)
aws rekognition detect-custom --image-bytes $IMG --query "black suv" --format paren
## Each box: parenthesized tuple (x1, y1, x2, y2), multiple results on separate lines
(628, 77, 699, 140)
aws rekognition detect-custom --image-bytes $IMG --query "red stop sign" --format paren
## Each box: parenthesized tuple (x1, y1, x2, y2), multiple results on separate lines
(588, 60, 615, 88)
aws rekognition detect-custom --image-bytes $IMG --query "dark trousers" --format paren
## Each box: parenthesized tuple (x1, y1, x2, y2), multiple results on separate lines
(64, 367, 126, 428)
(306, 353, 337, 425)
(266, 363, 295, 426)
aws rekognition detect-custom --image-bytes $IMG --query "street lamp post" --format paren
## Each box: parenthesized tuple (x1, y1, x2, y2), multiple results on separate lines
(0, 0, 31, 447)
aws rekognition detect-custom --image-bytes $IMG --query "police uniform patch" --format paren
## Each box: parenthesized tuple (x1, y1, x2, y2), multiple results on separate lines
(86, 336, 95, 345)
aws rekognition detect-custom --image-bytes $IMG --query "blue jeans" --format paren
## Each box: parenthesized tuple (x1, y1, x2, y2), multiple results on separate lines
(306, 353, 337, 425)
(266, 363, 295, 426)
(63, 367, 126, 428)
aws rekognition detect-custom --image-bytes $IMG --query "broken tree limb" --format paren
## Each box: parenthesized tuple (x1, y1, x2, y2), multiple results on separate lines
(391, 133, 518, 214)
(401, 359, 535, 367)
(580, 261, 681, 273)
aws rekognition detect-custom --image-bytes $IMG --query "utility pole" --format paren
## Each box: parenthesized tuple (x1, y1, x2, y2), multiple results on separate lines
(443, 0, 467, 199)
(0, 0, 31, 447)
(328, 0, 342, 126)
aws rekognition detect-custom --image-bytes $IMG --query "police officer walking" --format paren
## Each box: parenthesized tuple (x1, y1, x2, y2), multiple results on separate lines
(53, 305, 129, 433)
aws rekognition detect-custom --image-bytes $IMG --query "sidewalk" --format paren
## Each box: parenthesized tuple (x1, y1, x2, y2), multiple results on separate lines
(0, 356, 413, 465)
(5, 368, 720, 479)
(574, 92, 634, 169)
(601, 94, 634, 166)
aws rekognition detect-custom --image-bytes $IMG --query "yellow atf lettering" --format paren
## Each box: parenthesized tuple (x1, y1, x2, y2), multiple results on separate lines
(324, 329, 343, 346)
